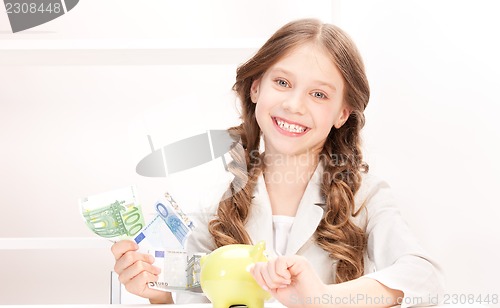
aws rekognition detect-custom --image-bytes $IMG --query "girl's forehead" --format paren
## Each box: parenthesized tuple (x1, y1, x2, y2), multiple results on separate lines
(286, 41, 328, 56)
(267, 43, 342, 81)
(271, 43, 336, 70)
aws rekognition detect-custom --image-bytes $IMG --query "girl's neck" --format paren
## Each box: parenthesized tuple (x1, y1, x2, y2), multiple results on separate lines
(263, 151, 319, 185)
(262, 150, 320, 216)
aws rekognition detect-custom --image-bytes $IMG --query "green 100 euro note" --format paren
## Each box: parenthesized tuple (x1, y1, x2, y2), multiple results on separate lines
(79, 185, 145, 242)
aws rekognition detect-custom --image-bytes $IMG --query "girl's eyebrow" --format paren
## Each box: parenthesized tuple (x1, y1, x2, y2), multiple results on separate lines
(270, 67, 337, 92)
(314, 81, 337, 93)
(270, 67, 293, 76)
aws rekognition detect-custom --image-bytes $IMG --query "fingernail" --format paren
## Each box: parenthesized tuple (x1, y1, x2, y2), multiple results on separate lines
(279, 284, 288, 289)
(247, 264, 255, 272)
(261, 285, 269, 291)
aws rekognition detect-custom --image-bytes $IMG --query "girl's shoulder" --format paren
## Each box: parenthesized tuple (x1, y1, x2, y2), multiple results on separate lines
(358, 171, 390, 193)
(354, 172, 395, 213)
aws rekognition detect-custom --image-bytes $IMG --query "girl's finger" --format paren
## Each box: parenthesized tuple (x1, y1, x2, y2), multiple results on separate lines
(114, 250, 155, 274)
(274, 256, 292, 281)
(118, 259, 161, 285)
(259, 259, 290, 290)
(123, 269, 160, 295)
(111, 240, 138, 260)
(250, 262, 269, 291)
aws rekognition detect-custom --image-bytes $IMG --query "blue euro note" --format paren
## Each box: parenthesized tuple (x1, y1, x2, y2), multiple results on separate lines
(134, 192, 194, 249)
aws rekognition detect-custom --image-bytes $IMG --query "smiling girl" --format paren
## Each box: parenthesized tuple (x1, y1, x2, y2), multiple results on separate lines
(112, 19, 444, 307)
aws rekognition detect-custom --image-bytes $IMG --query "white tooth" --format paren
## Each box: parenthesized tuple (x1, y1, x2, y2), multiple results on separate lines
(276, 119, 306, 132)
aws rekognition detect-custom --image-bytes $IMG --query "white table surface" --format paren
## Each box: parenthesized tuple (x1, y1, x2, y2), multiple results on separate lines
(0, 304, 490, 307)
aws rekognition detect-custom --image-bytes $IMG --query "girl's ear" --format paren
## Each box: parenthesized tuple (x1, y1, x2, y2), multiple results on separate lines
(250, 79, 261, 103)
(334, 106, 351, 129)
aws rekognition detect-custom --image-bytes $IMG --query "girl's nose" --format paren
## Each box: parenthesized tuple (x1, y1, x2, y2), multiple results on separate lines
(282, 91, 306, 114)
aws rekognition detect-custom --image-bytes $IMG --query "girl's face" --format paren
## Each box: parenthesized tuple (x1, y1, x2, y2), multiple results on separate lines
(251, 43, 350, 158)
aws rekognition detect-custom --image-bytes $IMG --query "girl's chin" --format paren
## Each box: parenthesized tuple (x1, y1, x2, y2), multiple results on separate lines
(262, 140, 325, 158)
(264, 144, 312, 157)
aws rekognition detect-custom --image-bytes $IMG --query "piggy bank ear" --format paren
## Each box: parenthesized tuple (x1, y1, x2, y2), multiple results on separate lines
(200, 255, 207, 267)
(250, 241, 266, 261)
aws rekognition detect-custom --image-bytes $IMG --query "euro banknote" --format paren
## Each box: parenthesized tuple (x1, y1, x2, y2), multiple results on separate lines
(147, 250, 187, 290)
(80, 187, 200, 292)
(134, 192, 194, 248)
(79, 185, 145, 242)
(147, 249, 204, 293)
(80, 187, 194, 248)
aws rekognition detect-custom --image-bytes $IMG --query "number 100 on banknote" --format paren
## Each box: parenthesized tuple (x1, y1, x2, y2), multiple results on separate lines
(79, 185, 145, 242)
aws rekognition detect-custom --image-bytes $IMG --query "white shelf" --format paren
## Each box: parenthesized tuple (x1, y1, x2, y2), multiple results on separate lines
(0, 38, 264, 50)
(0, 38, 260, 65)
(0, 237, 111, 250)
(0, 48, 257, 65)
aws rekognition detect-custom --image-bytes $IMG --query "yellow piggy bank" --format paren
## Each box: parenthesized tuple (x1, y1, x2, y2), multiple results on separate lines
(200, 240, 271, 308)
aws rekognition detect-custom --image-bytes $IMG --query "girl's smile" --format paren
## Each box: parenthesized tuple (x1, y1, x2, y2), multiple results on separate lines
(272, 116, 310, 136)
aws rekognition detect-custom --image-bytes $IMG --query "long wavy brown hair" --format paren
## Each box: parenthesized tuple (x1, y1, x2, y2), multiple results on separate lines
(208, 18, 370, 283)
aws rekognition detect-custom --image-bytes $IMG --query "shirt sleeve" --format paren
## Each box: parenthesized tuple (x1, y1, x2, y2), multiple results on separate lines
(359, 174, 446, 307)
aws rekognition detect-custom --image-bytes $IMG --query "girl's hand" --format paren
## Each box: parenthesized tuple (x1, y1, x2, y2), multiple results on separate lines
(250, 255, 328, 308)
(111, 240, 172, 304)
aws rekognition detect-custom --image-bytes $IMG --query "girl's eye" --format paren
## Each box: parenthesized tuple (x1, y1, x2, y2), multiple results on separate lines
(275, 79, 290, 88)
(312, 91, 327, 99)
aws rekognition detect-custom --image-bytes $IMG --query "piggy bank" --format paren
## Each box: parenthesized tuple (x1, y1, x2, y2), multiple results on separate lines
(200, 240, 271, 308)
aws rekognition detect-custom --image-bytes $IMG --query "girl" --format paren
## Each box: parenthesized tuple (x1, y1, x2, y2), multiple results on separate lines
(112, 19, 444, 307)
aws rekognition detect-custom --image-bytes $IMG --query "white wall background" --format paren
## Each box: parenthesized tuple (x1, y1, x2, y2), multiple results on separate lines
(337, 1, 500, 304)
(1, 0, 499, 305)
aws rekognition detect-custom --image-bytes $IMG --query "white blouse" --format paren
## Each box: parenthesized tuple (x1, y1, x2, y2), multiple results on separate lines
(179, 165, 445, 307)
(272, 215, 295, 256)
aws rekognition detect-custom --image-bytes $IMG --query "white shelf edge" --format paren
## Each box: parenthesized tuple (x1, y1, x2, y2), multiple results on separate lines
(0, 38, 265, 50)
(0, 47, 259, 65)
(0, 237, 112, 250)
